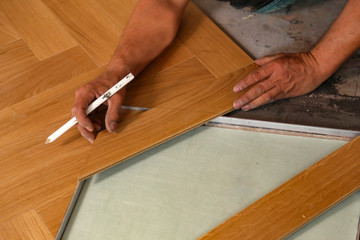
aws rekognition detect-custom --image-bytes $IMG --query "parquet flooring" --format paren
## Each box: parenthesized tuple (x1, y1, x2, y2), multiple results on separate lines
(0, 1, 253, 238)
(1, 0, 359, 239)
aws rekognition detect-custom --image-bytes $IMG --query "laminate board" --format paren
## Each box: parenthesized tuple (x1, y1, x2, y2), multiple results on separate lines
(0, 9, 20, 43)
(36, 192, 75, 237)
(0, 46, 96, 109)
(2, 0, 352, 239)
(179, 2, 253, 78)
(92, 0, 137, 30)
(0, 30, 17, 47)
(44, 0, 122, 66)
(200, 136, 360, 240)
(0, 40, 38, 85)
(0, 0, 77, 60)
(0, 210, 53, 240)
(151, 38, 194, 72)
(124, 57, 216, 108)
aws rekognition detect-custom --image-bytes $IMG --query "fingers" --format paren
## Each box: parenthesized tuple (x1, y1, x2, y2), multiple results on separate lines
(105, 89, 126, 132)
(241, 87, 280, 111)
(233, 65, 272, 93)
(255, 53, 286, 66)
(72, 88, 95, 132)
(233, 79, 276, 110)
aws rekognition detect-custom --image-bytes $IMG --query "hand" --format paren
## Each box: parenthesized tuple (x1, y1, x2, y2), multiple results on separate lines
(71, 69, 127, 144)
(233, 52, 325, 111)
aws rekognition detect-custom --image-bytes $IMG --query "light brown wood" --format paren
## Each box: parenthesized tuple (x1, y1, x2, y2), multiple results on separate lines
(200, 136, 360, 240)
(2, 1, 357, 239)
(0, 0, 77, 60)
(0, 210, 53, 240)
(0, 40, 38, 85)
(43, 0, 123, 66)
(0, 46, 96, 108)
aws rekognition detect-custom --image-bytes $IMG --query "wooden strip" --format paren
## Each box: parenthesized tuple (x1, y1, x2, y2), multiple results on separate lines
(0, 0, 77, 60)
(0, 209, 53, 240)
(0, 39, 39, 84)
(200, 136, 360, 240)
(93, 0, 137, 30)
(44, 0, 122, 66)
(36, 192, 74, 237)
(0, 10, 20, 39)
(151, 38, 194, 72)
(0, 46, 97, 109)
(124, 57, 216, 108)
(178, 2, 253, 78)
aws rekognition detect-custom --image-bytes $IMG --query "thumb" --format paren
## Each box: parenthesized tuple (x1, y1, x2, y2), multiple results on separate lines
(105, 89, 126, 132)
(255, 53, 286, 66)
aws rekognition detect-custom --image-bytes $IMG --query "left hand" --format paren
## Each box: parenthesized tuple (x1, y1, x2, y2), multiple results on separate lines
(233, 52, 325, 111)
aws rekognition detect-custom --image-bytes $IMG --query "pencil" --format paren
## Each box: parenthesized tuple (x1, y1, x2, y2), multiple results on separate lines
(45, 73, 135, 144)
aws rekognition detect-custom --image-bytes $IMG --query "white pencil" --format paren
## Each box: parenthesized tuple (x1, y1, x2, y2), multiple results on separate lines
(45, 73, 135, 144)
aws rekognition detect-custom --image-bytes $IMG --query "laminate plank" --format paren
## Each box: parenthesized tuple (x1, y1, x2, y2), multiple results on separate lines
(44, 0, 122, 66)
(178, 2, 253, 78)
(0, 0, 77, 60)
(151, 38, 194, 72)
(200, 136, 360, 240)
(36, 192, 74, 237)
(0, 10, 20, 40)
(0, 46, 97, 109)
(124, 57, 215, 108)
(0, 210, 53, 240)
(93, 0, 137, 30)
(0, 10, 20, 46)
(0, 40, 38, 85)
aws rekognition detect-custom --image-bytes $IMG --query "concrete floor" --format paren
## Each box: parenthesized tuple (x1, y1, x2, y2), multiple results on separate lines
(193, 0, 360, 131)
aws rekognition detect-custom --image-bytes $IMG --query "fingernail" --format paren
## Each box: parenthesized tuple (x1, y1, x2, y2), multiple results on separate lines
(110, 122, 117, 132)
(86, 125, 94, 132)
(233, 100, 242, 109)
(242, 105, 250, 111)
(233, 86, 242, 93)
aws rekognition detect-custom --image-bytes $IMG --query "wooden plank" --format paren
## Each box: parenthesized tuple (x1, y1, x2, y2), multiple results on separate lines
(178, 2, 253, 78)
(151, 38, 194, 72)
(200, 136, 360, 240)
(124, 57, 216, 108)
(0, 210, 53, 240)
(0, 40, 39, 85)
(0, 46, 97, 109)
(44, 0, 122, 66)
(0, 10, 20, 46)
(0, 0, 77, 60)
(36, 192, 74, 237)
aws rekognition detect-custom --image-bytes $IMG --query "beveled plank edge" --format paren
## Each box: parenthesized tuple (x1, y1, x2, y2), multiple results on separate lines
(78, 107, 234, 181)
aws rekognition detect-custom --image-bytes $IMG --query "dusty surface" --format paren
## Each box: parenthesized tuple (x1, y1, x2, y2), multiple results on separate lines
(193, 0, 360, 131)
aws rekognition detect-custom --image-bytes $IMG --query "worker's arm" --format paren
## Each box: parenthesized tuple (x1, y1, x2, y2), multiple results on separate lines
(233, 0, 360, 111)
(72, 0, 189, 143)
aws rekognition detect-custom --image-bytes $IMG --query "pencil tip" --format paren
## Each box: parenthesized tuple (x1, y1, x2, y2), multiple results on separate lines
(45, 138, 51, 144)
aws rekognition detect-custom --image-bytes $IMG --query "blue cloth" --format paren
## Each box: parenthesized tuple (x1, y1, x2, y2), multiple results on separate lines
(255, 0, 298, 13)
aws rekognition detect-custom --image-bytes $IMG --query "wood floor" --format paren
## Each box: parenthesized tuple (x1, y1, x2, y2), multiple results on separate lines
(1, 0, 359, 239)
(0, 0, 254, 238)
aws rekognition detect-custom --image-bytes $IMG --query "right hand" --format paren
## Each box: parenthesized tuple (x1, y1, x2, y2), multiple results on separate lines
(71, 69, 128, 144)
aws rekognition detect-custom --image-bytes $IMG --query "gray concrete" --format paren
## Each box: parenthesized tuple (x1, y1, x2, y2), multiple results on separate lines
(192, 0, 360, 130)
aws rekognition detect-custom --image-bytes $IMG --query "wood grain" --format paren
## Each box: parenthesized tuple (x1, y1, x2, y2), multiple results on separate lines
(0, 0, 77, 60)
(179, 2, 253, 78)
(44, 0, 122, 66)
(1, 1, 357, 239)
(0, 210, 53, 240)
(0, 46, 96, 108)
(0, 40, 38, 85)
(200, 136, 360, 240)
